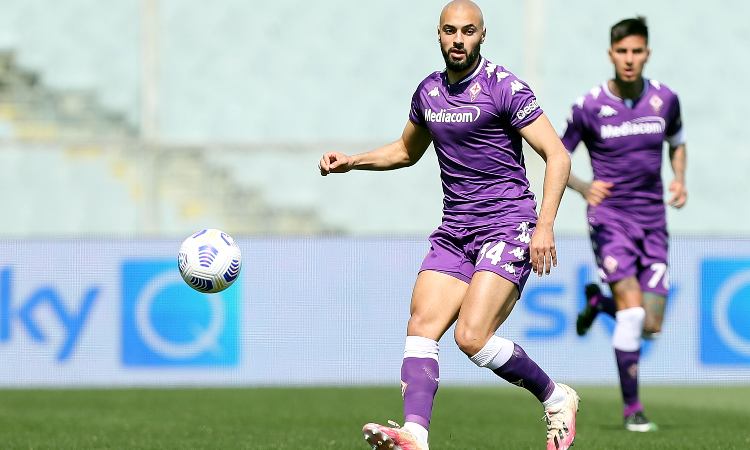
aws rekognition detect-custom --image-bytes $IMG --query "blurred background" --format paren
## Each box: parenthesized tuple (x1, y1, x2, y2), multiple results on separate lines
(0, 0, 748, 388)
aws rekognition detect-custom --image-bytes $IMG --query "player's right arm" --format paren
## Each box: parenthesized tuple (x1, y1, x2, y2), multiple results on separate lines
(560, 97, 613, 206)
(318, 120, 432, 176)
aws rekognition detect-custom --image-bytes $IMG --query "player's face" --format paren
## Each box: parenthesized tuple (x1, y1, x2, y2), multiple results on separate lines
(609, 35, 650, 83)
(438, 9, 485, 73)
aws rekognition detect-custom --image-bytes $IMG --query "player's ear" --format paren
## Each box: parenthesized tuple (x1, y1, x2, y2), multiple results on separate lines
(480, 29, 486, 43)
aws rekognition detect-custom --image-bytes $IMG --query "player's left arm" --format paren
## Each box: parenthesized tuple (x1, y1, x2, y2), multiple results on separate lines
(665, 93, 687, 209)
(518, 113, 572, 276)
(667, 144, 687, 208)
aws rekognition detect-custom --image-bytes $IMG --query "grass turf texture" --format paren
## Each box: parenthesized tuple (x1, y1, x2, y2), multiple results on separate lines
(0, 386, 748, 449)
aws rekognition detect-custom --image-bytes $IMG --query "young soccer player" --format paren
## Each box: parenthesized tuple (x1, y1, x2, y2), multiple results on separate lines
(319, 1, 578, 449)
(560, 17, 687, 432)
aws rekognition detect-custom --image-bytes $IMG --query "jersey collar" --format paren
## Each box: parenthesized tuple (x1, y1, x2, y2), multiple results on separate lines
(602, 78, 650, 107)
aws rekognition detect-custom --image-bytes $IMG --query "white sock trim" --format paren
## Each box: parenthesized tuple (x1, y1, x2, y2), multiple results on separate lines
(542, 383, 566, 410)
(404, 335, 439, 361)
(612, 307, 645, 352)
(403, 422, 429, 446)
(469, 335, 514, 369)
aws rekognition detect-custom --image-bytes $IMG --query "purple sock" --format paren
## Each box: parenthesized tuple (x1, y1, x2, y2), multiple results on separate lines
(401, 357, 439, 430)
(615, 348, 642, 416)
(492, 344, 555, 402)
(592, 293, 617, 318)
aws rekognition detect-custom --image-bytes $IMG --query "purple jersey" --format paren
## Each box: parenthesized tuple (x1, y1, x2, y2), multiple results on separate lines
(409, 58, 542, 225)
(561, 79, 684, 228)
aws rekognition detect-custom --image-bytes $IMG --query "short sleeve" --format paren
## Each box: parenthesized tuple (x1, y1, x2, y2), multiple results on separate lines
(665, 95, 685, 147)
(493, 74, 543, 129)
(560, 99, 586, 153)
(409, 86, 425, 127)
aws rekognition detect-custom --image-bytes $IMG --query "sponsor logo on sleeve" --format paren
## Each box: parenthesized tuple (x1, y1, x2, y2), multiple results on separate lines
(515, 98, 540, 121)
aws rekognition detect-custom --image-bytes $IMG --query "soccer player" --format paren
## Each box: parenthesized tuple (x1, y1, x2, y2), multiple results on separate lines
(560, 17, 687, 432)
(319, 1, 578, 449)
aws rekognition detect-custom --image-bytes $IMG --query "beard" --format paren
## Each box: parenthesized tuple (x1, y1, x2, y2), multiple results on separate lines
(441, 43, 481, 72)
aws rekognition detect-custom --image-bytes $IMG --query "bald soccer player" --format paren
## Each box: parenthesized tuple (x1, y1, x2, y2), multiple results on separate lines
(319, 2, 578, 449)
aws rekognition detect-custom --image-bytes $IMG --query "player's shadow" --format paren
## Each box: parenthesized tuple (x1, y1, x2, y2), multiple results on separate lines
(596, 422, 675, 431)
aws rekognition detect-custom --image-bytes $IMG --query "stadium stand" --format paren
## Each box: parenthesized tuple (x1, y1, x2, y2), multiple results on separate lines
(0, 49, 332, 235)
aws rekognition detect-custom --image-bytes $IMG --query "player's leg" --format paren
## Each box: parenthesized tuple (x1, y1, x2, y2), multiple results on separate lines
(363, 271, 466, 450)
(364, 227, 470, 450)
(576, 282, 617, 335)
(456, 271, 555, 401)
(638, 227, 670, 339)
(609, 276, 657, 431)
(580, 221, 655, 430)
(610, 276, 645, 417)
(576, 224, 621, 336)
(402, 270, 466, 439)
(456, 225, 562, 403)
(642, 292, 666, 337)
(455, 271, 579, 450)
(606, 227, 669, 433)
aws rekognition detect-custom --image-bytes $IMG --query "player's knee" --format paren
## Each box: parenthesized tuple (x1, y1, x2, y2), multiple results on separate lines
(406, 312, 434, 337)
(613, 306, 645, 351)
(454, 325, 490, 357)
(611, 278, 642, 307)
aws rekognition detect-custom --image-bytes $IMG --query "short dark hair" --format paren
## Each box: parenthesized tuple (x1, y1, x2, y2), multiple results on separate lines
(610, 16, 648, 45)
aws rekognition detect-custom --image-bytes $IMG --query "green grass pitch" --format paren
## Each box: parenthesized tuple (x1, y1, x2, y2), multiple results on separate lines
(0, 386, 748, 449)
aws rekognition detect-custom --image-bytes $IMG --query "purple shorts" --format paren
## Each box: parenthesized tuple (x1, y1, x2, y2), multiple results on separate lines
(589, 220, 669, 296)
(419, 221, 535, 294)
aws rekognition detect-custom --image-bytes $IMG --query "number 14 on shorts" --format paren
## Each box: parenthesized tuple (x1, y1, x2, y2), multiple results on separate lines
(477, 241, 525, 266)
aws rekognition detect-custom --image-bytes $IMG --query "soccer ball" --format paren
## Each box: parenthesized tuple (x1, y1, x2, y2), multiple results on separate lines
(178, 229, 242, 293)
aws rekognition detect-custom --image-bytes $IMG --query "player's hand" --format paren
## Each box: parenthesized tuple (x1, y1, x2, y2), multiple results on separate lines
(668, 179, 687, 208)
(529, 223, 557, 276)
(583, 180, 614, 206)
(319, 152, 353, 176)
